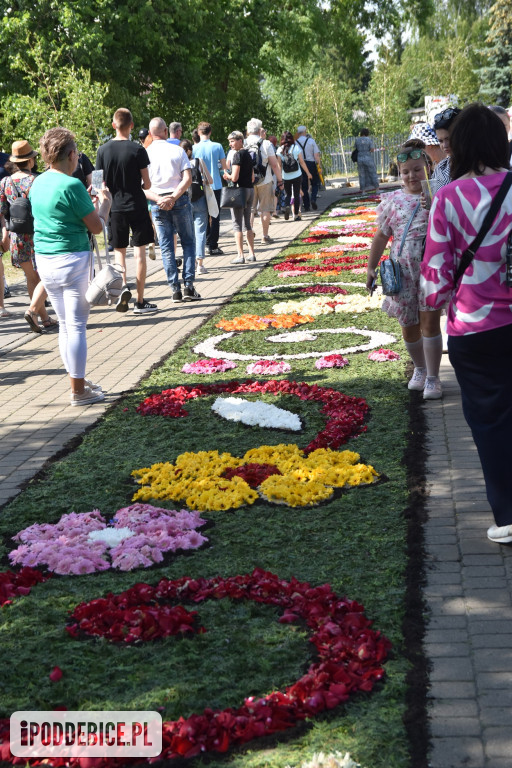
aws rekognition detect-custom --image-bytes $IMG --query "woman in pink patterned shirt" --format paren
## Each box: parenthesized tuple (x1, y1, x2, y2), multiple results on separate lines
(421, 103, 512, 544)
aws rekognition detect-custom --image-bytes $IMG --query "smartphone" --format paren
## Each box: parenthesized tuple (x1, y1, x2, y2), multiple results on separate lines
(90, 170, 104, 196)
(369, 277, 377, 296)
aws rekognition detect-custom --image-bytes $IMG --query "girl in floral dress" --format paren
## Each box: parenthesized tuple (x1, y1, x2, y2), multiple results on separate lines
(0, 140, 55, 332)
(366, 140, 443, 399)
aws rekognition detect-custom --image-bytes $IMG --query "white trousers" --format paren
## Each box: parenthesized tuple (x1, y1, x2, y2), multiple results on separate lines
(35, 251, 90, 379)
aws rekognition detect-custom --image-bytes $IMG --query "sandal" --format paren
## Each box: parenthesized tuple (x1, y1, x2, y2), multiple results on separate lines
(0, 307, 11, 318)
(24, 310, 42, 334)
(42, 317, 58, 328)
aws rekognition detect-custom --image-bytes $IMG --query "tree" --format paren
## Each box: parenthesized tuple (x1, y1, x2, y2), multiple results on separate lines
(478, 0, 512, 105)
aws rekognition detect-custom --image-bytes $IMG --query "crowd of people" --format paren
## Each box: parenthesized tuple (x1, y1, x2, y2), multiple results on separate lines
(0, 109, 324, 404)
(366, 101, 512, 546)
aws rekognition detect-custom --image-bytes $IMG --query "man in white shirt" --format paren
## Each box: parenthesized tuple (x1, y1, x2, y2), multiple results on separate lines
(245, 118, 284, 244)
(145, 117, 201, 302)
(296, 125, 322, 211)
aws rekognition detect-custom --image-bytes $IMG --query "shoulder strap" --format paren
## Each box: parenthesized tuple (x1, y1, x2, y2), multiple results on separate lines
(454, 172, 512, 285)
(394, 202, 421, 262)
(10, 179, 22, 198)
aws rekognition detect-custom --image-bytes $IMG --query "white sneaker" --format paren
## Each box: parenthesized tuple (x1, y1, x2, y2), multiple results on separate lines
(70, 387, 105, 406)
(246, 254, 256, 262)
(148, 244, 156, 260)
(197, 264, 208, 274)
(85, 379, 103, 392)
(487, 524, 512, 543)
(423, 376, 443, 400)
(231, 255, 245, 264)
(408, 367, 427, 391)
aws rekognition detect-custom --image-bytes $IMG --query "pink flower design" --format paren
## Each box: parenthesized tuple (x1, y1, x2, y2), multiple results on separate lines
(367, 348, 401, 362)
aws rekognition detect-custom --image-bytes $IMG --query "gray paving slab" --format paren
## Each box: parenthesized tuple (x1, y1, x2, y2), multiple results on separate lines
(424, 355, 512, 767)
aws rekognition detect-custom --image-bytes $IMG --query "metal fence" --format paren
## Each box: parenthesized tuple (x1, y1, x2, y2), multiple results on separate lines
(323, 133, 409, 178)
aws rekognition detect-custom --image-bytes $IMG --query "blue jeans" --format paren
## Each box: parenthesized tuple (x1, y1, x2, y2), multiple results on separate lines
(301, 160, 320, 210)
(151, 196, 195, 288)
(191, 195, 208, 260)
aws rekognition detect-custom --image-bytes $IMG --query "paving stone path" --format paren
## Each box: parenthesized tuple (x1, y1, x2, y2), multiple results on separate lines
(1, 183, 509, 767)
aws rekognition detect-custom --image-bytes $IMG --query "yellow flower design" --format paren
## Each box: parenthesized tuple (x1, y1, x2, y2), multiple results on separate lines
(132, 445, 379, 512)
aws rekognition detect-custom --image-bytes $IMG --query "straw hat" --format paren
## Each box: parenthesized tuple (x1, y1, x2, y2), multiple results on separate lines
(9, 140, 37, 163)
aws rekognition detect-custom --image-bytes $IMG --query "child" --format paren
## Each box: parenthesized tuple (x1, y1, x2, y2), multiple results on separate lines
(366, 140, 443, 400)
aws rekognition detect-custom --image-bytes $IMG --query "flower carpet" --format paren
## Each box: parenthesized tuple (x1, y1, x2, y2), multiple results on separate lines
(0, 189, 427, 768)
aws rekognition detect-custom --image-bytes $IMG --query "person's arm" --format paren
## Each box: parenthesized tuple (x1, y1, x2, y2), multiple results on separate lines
(140, 167, 151, 190)
(267, 154, 284, 187)
(366, 228, 390, 290)
(420, 195, 455, 309)
(82, 187, 112, 234)
(153, 169, 193, 210)
(223, 153, 240, 183)
(298, 151, 312, 179)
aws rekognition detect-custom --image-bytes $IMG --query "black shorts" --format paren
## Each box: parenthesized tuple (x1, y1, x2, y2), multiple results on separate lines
(110, 208, 154, 249)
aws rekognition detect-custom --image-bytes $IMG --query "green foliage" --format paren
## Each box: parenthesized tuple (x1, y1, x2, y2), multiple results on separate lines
(478, 0, 512, 105)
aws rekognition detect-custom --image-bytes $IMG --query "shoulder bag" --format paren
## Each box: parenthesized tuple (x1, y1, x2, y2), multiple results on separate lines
(351, 147, 358, 163)
(453, 171, 512, 287)
(220, 184, 247, 209)
(380, 202, 420, 295)
(85, 220, 126, 307)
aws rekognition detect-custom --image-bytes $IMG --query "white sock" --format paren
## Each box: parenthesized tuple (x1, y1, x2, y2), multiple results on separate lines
(404, 338, 426, 370)
(423, 334, 442, 378)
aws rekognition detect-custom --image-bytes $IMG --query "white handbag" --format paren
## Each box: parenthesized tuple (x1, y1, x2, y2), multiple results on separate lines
(85, 221, 125, 307)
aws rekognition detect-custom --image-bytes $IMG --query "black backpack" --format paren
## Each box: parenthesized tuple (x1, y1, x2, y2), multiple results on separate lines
(247, 139, 267, 184)
(281, 146, 299, 173)
(190, 158, 205, 203)
(4, 179, 34, 235)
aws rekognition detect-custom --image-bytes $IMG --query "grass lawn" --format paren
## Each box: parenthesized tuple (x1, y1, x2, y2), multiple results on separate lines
(0, 194, 427, 768)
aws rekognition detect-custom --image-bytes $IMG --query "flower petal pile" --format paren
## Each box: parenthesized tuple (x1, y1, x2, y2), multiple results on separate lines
(368, 348, 402, 362)
(9, 505, 208, 574)
(182, 359, 237, 374)
(136, 380, 370, 452)
(216, 314, 314, 331)
(246, 360, 292, 375)
(34, 568, 390, 762)
(0, 567, 48, 607)
(271, 294, 381, 317)
(211, 397, 302, 431)
(132, 446, 378, 511)
(315, 354, 349, 370)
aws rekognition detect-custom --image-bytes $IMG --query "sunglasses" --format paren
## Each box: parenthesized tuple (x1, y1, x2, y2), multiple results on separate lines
(396, 148, 428, 163)
(434, 107, 458, 125)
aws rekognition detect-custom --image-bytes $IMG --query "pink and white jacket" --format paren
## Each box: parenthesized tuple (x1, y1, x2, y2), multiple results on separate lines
(421, 172, 512, 335)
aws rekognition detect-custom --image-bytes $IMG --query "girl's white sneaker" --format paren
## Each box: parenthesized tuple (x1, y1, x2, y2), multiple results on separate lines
(408, 367, 427, 391)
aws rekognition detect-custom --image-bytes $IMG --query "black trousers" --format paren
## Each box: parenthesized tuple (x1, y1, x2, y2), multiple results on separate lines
(284, 176, 302, 215)
(448, 323, 512, 527)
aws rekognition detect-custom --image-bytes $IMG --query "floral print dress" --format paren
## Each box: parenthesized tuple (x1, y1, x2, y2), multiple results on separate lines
(377, 188, 430, 327)
(0, 174, 36, 268)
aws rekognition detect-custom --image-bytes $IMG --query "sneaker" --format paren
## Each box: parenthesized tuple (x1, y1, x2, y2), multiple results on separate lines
(408, 367, 427, 391)
(231, 255, 245, 264)
(85, 379, 103, 392)
(197, 264, 208, 275)
(4, 286, 11, 299)
(172, 289, 183, 303)
(148, 244, 156, 260)
(133, 299, 158, 314)
(423, 376, 443, 400)
(284, 206, 291, 221)
(487, 524, 512, 544)
(183, 285, 201, 301)
(70, 386, 105, 406)
(262, 236, 274, 244)
(246, 254, 256, 262)
(294, 215, 302, 221)
(176, 258, 183, 268)
(312, 201, 318, 210)
(115, 285, 132, 313)
(209, 247, 224, 256)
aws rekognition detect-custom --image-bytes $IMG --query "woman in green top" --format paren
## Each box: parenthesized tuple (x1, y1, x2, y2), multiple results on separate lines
(30, 127, 112, 406)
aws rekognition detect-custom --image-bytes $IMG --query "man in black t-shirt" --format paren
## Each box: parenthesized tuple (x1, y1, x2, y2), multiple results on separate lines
(95, 108, 157, 314)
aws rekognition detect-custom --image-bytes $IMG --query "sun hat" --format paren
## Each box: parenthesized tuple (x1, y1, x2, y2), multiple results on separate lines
(408, 123, 440, 146)
(9, 140, 37, 163)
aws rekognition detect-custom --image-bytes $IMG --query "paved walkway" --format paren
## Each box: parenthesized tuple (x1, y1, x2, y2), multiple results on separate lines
(1, 183, 507, 767)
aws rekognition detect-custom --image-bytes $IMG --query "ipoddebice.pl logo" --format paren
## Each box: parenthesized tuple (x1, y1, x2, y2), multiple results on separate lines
(10, 711, 162, 758)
